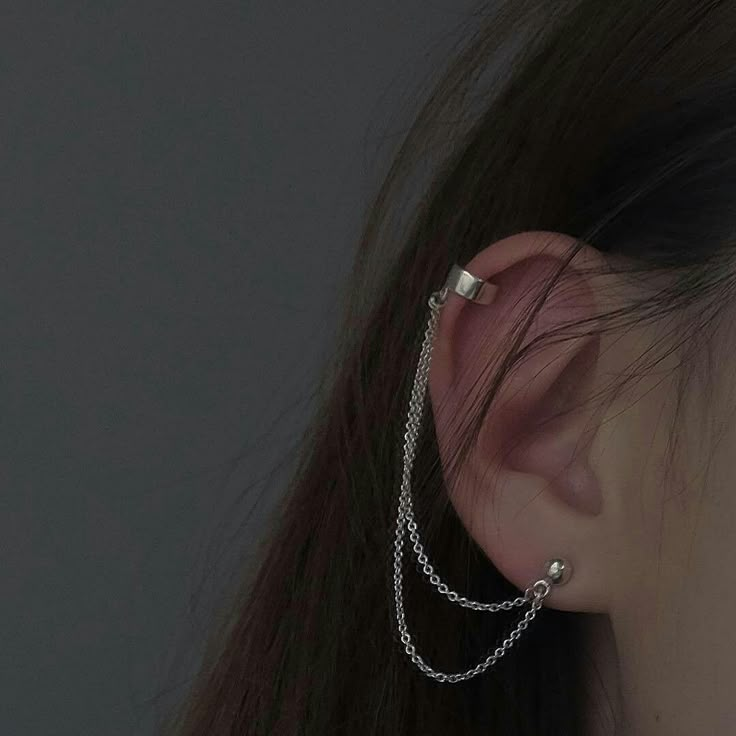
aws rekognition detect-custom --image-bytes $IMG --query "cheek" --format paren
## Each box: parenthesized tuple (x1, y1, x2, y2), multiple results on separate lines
(586, 341, 682, 590)
(598, 342, 736, 607)
(678, 387, 736, 571)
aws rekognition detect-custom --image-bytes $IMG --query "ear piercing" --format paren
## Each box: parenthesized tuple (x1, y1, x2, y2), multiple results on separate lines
(392, 263, 574, 684)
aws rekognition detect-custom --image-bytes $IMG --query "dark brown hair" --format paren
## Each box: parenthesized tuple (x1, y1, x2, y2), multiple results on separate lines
(161, 2, 736, 733)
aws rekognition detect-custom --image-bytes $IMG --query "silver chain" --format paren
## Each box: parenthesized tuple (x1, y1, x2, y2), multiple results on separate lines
(392, 285, 552, 684)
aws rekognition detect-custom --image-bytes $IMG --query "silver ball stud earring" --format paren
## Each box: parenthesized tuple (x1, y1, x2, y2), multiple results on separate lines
(545, 557, 573, 585)
(392, 263, 574, 684)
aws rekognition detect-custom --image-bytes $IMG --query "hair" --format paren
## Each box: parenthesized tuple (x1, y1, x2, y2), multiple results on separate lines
(161, 1, 736, 734)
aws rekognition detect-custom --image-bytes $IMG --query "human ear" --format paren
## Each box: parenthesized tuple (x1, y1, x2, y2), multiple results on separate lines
(428, 230, 613, 613)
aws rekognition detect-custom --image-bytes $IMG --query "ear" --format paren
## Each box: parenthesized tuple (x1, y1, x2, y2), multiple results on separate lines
(428, 230, 613, 613)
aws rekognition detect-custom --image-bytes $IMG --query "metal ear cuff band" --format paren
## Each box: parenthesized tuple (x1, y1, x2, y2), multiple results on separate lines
(392, 263, 573, 684)
(442, 262, 498, 304)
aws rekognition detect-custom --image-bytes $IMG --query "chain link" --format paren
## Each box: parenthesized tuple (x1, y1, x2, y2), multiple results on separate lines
(392, 286, 550, 683)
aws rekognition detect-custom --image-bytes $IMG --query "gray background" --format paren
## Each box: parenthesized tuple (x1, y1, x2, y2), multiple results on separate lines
(1, 3, 477, 734)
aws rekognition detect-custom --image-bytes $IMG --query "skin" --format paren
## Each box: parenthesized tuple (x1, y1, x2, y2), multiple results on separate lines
(427, 230, 736, 735)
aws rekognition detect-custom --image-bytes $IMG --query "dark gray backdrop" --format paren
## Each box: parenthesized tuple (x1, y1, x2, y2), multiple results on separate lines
(1, 3, 478, 734)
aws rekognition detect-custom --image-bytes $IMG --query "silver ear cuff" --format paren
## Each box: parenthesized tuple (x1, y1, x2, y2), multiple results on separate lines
(392, 263, 573, 684)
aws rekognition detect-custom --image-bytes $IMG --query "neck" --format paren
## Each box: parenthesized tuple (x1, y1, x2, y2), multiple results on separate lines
(583, 567, 736, 735)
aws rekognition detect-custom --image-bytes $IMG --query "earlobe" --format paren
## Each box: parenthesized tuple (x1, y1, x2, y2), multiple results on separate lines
(429, 231, 613, 614)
